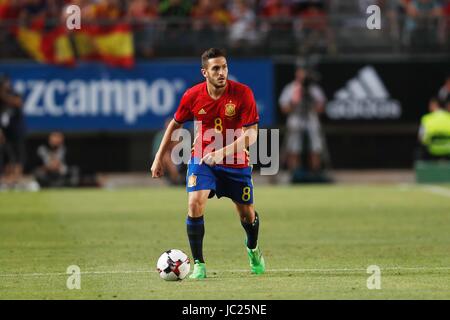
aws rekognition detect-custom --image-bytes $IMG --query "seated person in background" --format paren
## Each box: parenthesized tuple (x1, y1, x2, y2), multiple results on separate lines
(418, 97, 450, 160)
(35, 132, 79, 188)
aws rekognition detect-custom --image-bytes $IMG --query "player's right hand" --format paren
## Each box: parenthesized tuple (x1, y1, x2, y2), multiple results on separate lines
(151, 159, 164, 178)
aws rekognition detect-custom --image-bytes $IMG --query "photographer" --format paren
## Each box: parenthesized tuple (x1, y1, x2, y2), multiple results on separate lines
(279, 65, 327, 175)
(0, 74, 26, 187)
(35, 132, 80, 188)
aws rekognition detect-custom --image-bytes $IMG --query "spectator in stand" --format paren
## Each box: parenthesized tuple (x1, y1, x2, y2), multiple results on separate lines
(404, 0, 443, 48)
(259, 0, 293, 41)
(229, 0, 259, 48)
(159, 0, 191, 18)
(191, 0, 231, 30)
(18, 0, 47, 26)
(18, 0, 65, 29)
(0, 0, 22, 58)
(90, 0, 125, 20)
(191, 0, 232, 51)
(128, 0, 158, 19)
(127, 0, 159, 58)
(191, 0, 214, 31)
(209, 0, 233, 29)
(46, 0, 63, 22)
(159, 0, 192, 45)
(191, 0, 218, 50)
(384, 0, 410, 15)
(292, 0, 325, 13)
(292, 0, 332, 54)
(34, 132, 80, 188)
(259, 0, 292, 18)
(67, 0, 100, 23)
(381, 0, 410, 44)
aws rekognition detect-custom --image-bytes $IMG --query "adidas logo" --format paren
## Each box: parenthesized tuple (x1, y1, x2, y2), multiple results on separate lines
(198, 108, 207, 115)
(326, 66, 401, 120)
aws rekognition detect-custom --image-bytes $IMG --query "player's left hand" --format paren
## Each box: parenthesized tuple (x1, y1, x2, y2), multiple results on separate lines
(200, 151, 224, 166)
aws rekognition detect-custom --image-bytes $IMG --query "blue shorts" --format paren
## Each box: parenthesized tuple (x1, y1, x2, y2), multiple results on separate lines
(186, 158, 254, 204)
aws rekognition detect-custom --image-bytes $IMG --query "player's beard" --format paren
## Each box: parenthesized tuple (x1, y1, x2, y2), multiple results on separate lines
(211, 76, 227, 89)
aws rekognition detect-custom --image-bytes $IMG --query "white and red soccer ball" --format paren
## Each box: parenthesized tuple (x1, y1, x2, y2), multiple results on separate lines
(156, 249, 190, 281)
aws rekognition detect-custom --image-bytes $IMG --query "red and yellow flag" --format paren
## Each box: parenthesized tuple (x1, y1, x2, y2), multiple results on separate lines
(16, 25, 75, 66)
(14, 10, 133, 68)
(74, 23, 134, 68)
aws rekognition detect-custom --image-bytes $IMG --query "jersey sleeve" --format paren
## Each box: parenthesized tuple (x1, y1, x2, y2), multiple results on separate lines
(241, 87, 259, 127)
(173, 90, 194, 124)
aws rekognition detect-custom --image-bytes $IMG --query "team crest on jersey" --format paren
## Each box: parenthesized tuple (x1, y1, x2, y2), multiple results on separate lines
(188, 174, 197, 187)
(225, 102, 236, 117)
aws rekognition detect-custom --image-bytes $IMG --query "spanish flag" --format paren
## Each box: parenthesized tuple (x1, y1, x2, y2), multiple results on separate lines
(73, 28, 99, 61)
(74, 23, 134, 68)
(16, 25, 75, 66)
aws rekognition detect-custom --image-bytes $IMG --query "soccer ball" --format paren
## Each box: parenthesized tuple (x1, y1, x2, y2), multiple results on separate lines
(156, 249, 190, 281)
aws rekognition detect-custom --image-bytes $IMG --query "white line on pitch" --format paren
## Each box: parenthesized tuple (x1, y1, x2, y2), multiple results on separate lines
(422, 185, 450, 198)
(1, 266, 449, 277)
(0, 270, 152, 277)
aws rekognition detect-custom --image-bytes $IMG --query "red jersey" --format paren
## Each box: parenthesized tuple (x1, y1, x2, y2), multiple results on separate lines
(174, 80, 259, 168)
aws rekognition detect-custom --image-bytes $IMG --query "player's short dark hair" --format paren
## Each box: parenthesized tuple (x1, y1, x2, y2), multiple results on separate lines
(201, 48, 226, 68)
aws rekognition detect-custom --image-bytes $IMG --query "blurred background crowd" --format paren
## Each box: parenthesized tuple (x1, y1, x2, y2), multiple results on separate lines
(0, 0, 449, 60)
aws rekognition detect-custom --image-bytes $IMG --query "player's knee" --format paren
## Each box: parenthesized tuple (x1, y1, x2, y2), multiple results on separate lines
(188, 199, 206, 217)
(235, 204, 255, 223)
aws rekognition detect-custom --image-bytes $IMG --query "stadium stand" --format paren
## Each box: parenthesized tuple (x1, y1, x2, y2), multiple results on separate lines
(0, 0, 448, 60)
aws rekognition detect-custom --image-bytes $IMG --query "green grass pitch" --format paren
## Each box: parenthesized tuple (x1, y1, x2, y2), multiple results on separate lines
(1, 184, 449, 299)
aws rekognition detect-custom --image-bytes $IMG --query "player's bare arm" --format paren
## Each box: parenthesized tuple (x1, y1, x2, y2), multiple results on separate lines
(200, 124, 258, 166)
(151, 119, 183, 178)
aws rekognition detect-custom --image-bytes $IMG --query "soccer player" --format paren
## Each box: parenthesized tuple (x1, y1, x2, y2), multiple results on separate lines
(151, 48, 265, 279)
